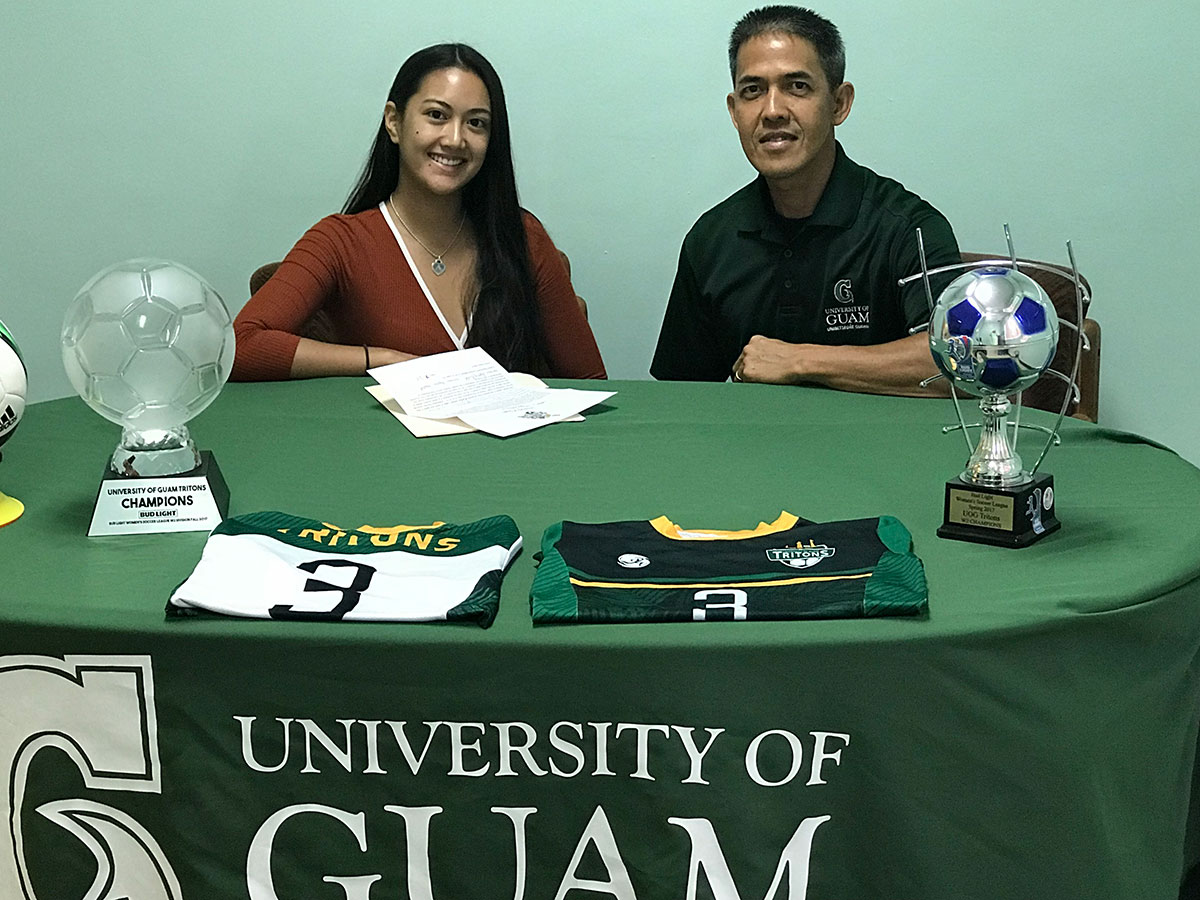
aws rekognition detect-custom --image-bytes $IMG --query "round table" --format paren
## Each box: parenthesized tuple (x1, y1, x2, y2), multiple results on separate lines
(3, 378, 1199, 899)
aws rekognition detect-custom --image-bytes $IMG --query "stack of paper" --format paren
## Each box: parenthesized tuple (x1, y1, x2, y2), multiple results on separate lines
(367, 348, 615, 438)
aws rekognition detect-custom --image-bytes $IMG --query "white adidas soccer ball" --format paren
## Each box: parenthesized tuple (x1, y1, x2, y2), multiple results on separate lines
(61, 259, 235, 431)
(0, 319, 27, 450)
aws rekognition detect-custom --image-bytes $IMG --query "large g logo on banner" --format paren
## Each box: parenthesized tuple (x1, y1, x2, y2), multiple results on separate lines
(0, 655, 181, 899)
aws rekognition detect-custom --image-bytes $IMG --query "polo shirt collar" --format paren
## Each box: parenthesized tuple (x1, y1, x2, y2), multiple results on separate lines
(735, 141, 864, 242)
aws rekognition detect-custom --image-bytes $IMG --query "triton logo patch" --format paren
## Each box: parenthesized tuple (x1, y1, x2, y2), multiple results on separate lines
(766, 543, 835, 569)
(617, 554, 650, 568)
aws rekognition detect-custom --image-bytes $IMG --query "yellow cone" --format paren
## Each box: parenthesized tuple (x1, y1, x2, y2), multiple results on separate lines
(0, 490, 23, 527)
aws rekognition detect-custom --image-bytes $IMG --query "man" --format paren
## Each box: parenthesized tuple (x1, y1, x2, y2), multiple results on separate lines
(651, 6, 960, 395)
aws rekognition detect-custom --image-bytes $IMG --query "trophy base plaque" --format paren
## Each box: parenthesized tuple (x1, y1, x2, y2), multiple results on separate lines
(88, 450, 229, 537)
(938, 472, 1058, 548)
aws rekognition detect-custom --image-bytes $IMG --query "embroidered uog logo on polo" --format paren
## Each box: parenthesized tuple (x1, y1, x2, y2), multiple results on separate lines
(766, 544, 836, 569)
(833, 279, 854, 304)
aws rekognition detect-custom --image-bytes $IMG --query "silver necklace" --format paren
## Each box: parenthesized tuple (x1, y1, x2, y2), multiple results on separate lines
(387, 196, 465, 276)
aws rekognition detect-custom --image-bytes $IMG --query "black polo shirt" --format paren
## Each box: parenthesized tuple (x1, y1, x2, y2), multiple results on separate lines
(651, 143, 960, 381)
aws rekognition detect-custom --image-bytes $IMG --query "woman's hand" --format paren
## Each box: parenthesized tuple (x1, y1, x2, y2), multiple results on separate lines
(367, 347, 417, 368)
(289, 339, 417, 378)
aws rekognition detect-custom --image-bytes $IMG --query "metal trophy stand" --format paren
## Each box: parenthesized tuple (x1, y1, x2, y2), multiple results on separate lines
(902, 226, 1090, 547)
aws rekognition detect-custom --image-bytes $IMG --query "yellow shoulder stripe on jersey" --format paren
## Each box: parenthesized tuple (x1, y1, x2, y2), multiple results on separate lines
(569, 572, 871, 590)
(649, 511, 799, 541)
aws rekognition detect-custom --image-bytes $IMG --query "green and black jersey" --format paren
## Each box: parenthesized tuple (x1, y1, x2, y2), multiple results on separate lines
(531, 512, 926, 624)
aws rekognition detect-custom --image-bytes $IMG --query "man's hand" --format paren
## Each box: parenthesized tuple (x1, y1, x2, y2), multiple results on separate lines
(731, 332, 947, 397)
(732, 335, 805, 384)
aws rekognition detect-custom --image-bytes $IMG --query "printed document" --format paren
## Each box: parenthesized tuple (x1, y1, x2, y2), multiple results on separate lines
(368, 348, 613, 437)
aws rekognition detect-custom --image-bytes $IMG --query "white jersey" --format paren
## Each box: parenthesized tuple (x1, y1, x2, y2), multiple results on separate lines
(169, 511, 521, 627)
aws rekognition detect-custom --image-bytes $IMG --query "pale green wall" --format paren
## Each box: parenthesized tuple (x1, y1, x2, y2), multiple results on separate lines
(3, 1, 1199, 464)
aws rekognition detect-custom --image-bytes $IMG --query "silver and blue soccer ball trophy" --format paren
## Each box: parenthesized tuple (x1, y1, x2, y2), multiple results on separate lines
(929, 265, 1059, 485)
(905, 227, 1089, 546)
(62, 259, 235, 477)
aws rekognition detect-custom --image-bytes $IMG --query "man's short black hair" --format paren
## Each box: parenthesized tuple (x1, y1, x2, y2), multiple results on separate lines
(728, 6, 845, 88)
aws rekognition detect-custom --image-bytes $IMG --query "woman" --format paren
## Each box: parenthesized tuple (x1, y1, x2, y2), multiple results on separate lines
(231, 44, 606, 381)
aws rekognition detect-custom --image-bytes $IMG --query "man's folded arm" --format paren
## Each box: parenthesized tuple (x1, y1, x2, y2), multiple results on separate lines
(735, 332, 949, 397)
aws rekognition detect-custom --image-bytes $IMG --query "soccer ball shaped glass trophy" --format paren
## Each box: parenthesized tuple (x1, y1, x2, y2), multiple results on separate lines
(62, 259, 234, 535)
(906, 227, 1088, 547)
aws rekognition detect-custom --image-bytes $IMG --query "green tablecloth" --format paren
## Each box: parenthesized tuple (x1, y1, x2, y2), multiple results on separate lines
(3, 378, 1199, 899)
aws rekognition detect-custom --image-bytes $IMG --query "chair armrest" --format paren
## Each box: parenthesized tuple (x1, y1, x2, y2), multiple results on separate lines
(1073, 318, 1101, 423)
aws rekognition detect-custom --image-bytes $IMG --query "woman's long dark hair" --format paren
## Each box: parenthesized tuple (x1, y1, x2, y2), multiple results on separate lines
(343, 44, 544, 374)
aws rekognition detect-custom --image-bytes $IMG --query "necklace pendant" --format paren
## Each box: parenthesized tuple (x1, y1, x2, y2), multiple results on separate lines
(431, 257, 446, 276)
